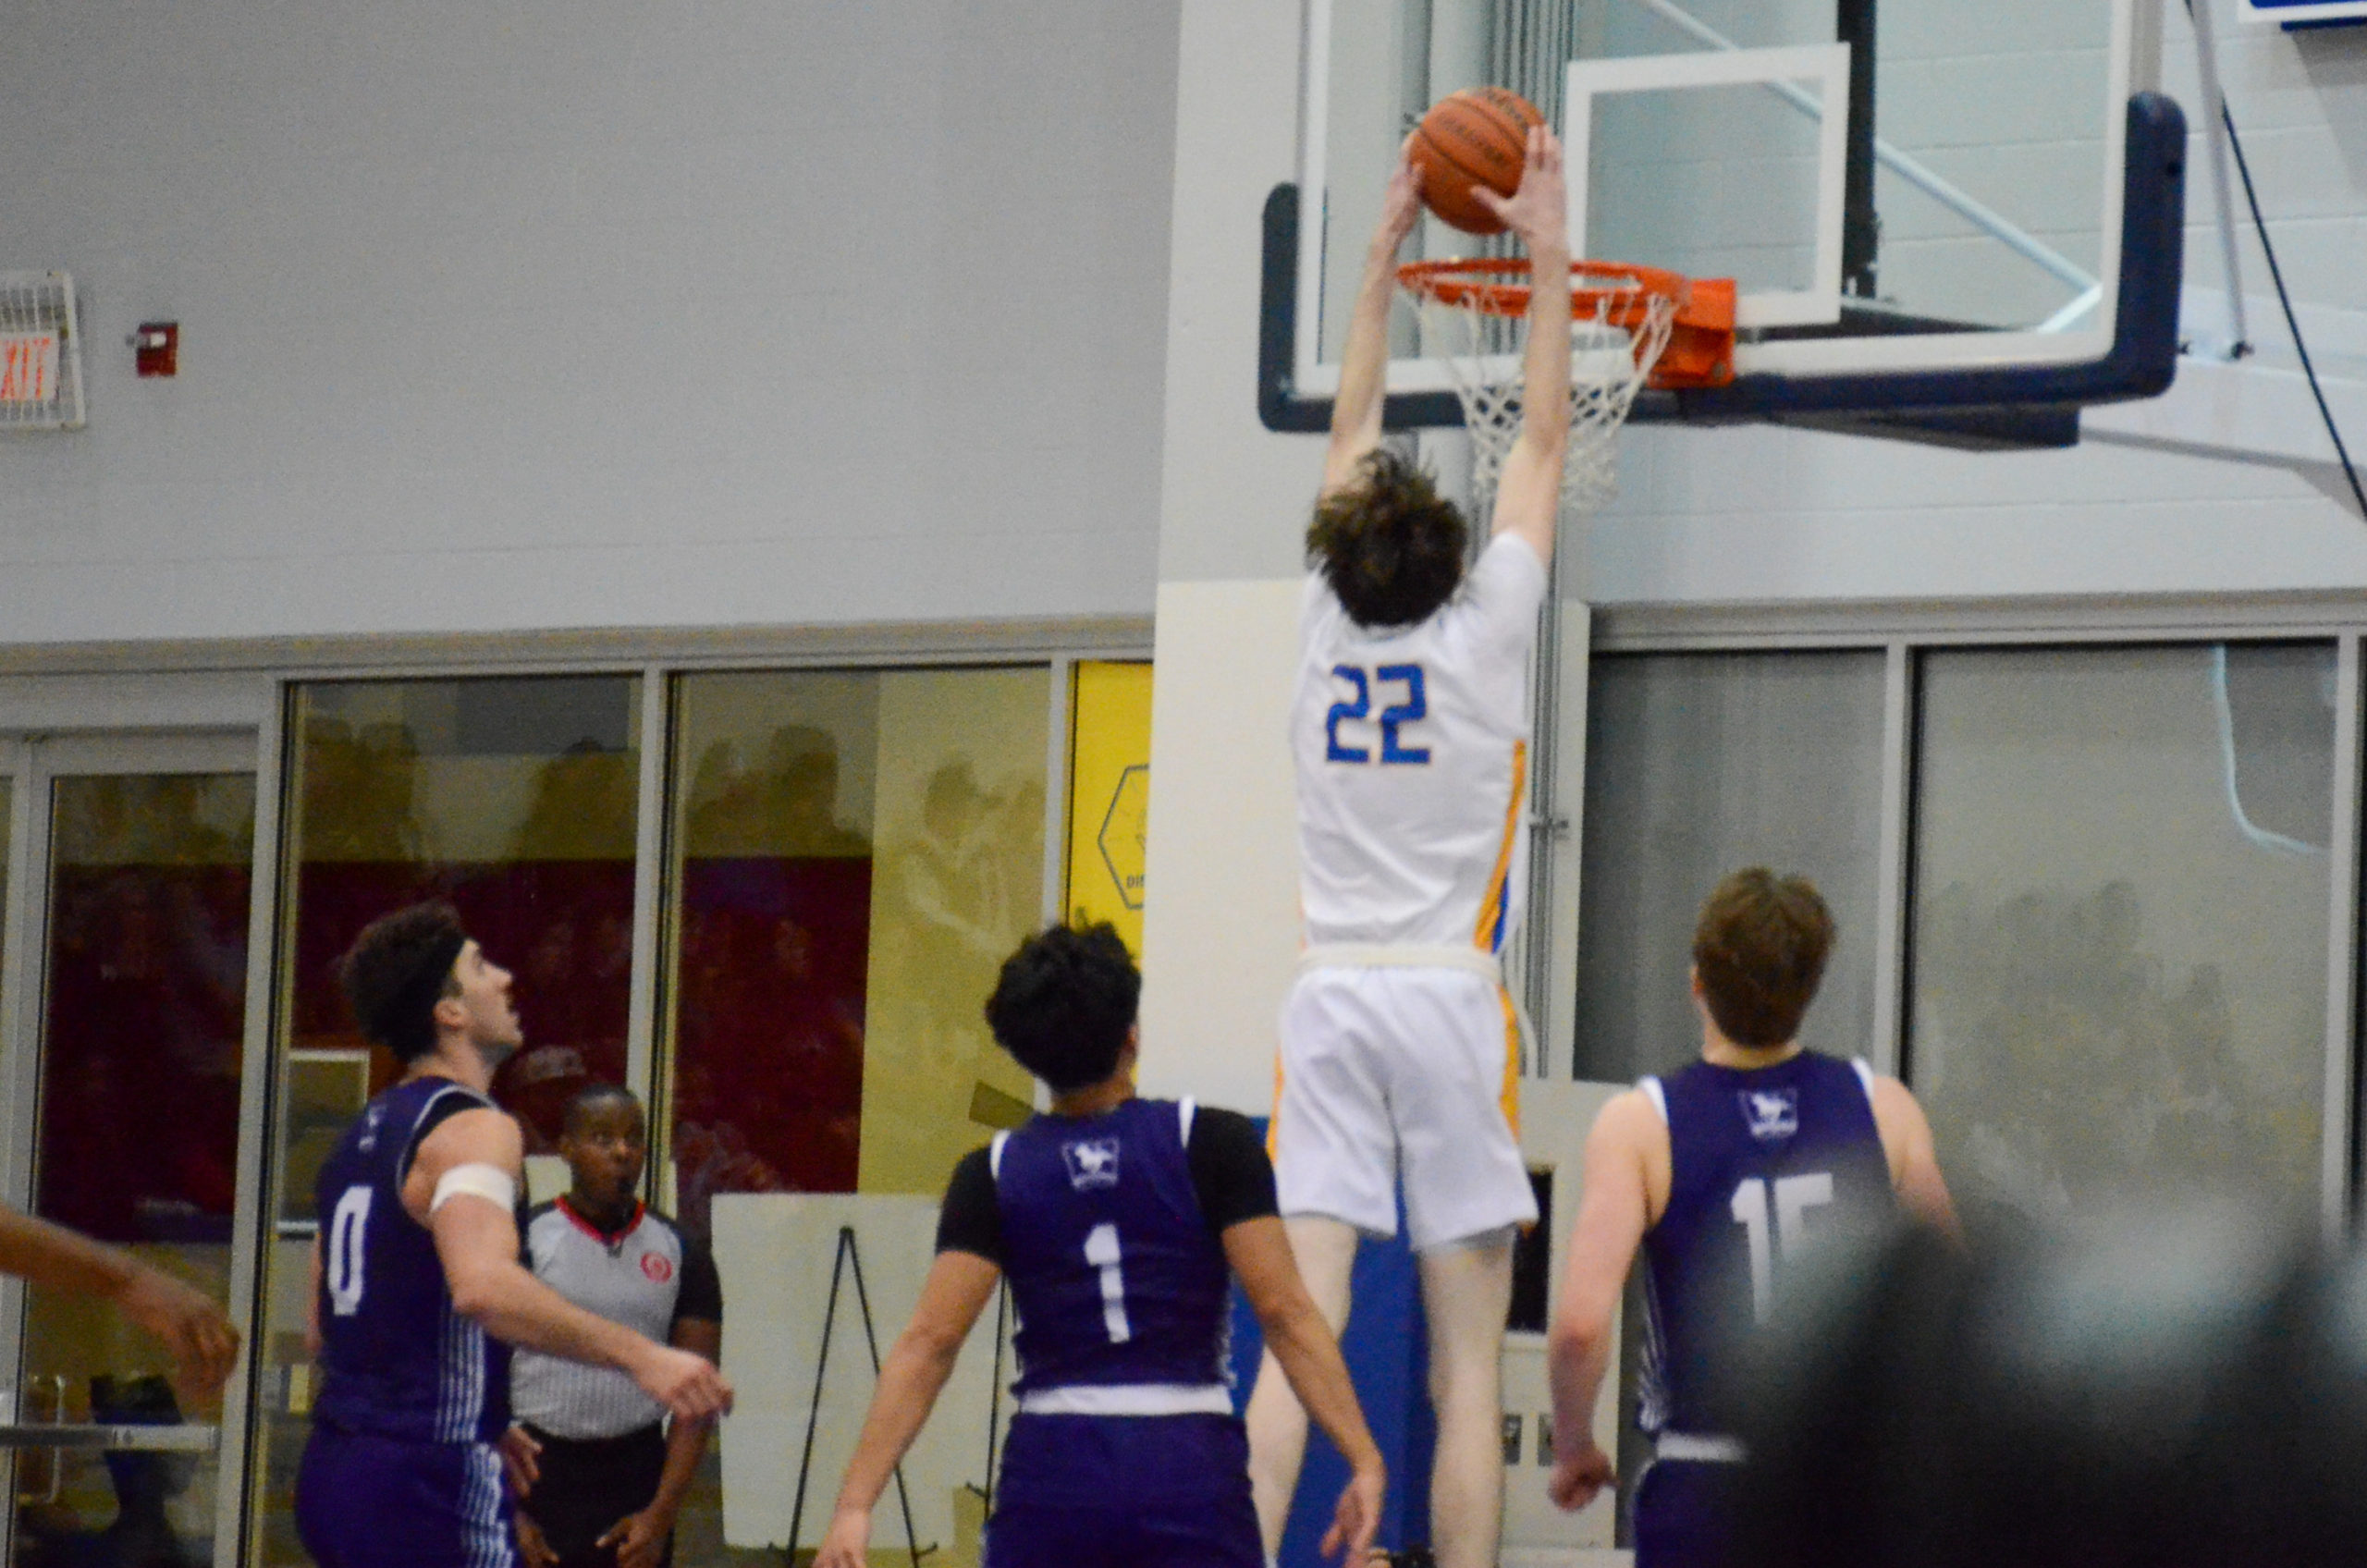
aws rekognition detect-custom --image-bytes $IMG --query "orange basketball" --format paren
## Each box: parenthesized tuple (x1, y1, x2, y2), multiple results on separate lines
(1410, 88, 1544, 235)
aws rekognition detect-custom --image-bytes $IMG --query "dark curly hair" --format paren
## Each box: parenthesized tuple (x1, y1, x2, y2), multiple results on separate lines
(338, 900, 468, 1064)
(1306, 447, 1471, 629)
(984, 923, 1141, 1094)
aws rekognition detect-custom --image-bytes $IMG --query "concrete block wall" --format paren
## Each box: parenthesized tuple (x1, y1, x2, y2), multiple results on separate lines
(0, 0, 1180, 643)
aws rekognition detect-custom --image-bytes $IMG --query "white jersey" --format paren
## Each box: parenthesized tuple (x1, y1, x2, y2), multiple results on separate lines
(1292, 533, 1547, 949)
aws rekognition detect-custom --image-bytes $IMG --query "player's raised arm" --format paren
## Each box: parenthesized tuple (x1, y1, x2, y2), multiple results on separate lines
(815, 1250, 1002, 1568)
(1472, 124, 1572, 568)
(408, 1107, 732, 1425)
(1545, 1088, 1660, 1514)
(1322, 151, 1426, 498)
(1226, 1217, 1387, 1562)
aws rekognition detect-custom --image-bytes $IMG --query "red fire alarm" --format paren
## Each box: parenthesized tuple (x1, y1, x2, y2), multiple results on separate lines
(129, 322, 178, 377)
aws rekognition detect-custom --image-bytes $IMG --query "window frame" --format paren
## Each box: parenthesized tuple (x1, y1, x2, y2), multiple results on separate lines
(1586, 598, 2364, 1231)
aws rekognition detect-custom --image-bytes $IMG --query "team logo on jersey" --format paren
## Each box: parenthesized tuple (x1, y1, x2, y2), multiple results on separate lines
(1738, 1088, 1799, 1142)
(1062, 1137, 1122, 1191)
(357, 1102, 386, 1152)
(640, 1252, 673, 1283)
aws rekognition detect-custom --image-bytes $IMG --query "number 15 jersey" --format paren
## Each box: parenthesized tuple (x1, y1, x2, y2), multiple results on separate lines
(1637, 1051, 1894, 1439)
(1293, 533, 1548, 950)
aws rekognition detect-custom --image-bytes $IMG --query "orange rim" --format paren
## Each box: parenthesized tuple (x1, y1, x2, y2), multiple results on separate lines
(1397, 256, 1688, 325)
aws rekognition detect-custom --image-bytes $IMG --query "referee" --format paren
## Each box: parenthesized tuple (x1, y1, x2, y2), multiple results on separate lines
(509, 1085, 723, 1568)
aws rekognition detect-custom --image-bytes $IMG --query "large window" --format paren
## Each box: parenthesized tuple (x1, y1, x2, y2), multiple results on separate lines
(1910, 643, 2337, 1226)
(256, 676, 645, 1564)
(1576, 632, 2349, 1225)
(662, 667, 1050, 1229)
(1576, 651, 1888, 1084)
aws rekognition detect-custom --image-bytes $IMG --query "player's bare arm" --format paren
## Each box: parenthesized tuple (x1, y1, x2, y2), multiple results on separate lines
(406, 1106, 732, 1424)
(815, 1248, 1002, 1568)
(1867, 1074, 1962, 1239)
(1321, 150, 1426, 497)
(1226, 1215, 1386, 1562)
(0, 1202, 242, 1403)
(1472, 124, 1571, 569)
(1545, 1088, 1662, 1514)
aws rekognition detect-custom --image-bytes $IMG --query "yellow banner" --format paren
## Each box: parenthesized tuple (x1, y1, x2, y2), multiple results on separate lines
(1064, 662, 1152, 954)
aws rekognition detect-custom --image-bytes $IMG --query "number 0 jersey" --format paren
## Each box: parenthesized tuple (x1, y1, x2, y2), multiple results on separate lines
(1293, 533, 1548, 950)
(1637, 1051, 1894, 1439)
(313, 1075, 512, 1445)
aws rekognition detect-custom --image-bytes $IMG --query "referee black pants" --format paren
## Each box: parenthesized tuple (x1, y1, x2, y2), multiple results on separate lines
(518, 1422, 672, 1568)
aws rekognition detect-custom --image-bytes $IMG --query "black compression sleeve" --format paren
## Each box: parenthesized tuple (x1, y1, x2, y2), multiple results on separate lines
(674, 1232, 724, 1325)
(935, 1147, 1003, 1264)
(1187, 1108, 1280, 1233)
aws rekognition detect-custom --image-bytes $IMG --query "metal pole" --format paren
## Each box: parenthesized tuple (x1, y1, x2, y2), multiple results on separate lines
(2186, 0, 2252, 357)
(1836, 0, 1880, 298)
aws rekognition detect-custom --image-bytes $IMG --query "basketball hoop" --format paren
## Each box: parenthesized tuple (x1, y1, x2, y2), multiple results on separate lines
(1396, 258, 1736, 515)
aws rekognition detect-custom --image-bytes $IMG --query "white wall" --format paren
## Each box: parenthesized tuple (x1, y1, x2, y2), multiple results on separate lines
(0, 0, 1179, 643)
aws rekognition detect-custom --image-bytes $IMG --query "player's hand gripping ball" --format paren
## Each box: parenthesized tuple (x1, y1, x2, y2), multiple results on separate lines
(1409, 87, 1546, 234)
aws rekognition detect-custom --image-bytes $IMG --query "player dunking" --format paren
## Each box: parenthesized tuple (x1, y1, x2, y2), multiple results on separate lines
(1546, 871, 1958, 1568)
(816, 924, 1384, 1568)
(1244, 125, 1570, 1568)
(297, 902, 731, 1568)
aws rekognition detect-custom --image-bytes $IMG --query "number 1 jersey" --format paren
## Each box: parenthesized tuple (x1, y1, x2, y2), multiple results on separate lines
(1292, 533, 1547, 949)
(1637, 1051, 1894, 1439)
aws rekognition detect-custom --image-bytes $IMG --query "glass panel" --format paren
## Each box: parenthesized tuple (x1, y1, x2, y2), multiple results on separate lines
(1576, 651, 1888, 1084)
(13, 770, 254, 1568)
(668, 671, 878, 1232)
(1909, 643, 2336, 1229)
(251, 676, 642, 1566)
(665, 668, 1051, 1226)
(665, 666, 1048, 1563)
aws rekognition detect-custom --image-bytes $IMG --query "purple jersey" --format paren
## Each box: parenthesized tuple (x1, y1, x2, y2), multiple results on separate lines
(993, 1097, 1233, 1395)
(313, 1076, 510, 1444)
(1637, 1052, 1894, 1439)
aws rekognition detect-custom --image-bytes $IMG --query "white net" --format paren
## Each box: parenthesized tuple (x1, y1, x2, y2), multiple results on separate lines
(1404, 266, 1674, 517)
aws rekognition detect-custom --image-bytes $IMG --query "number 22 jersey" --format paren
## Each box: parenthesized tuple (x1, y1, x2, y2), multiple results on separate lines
(1293, 533, 1548, 950)
(1637, 1051, 1894, 1440)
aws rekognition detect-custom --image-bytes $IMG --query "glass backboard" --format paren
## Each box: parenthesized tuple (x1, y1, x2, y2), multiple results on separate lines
(1269, 0, 2180, 435)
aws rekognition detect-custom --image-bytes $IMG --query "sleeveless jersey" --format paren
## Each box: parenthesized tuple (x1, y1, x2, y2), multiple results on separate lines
(1637, 1052, 1894, 1439)
(1292, 533, 1547, 949)
(992, 1097, 1232, 1395)
(313, 1076, 511, 1444)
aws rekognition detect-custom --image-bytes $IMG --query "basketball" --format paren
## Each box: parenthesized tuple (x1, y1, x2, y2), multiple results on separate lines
(1410, 88, 1545, 234)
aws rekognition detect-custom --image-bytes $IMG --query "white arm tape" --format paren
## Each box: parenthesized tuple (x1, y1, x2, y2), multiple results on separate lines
(430, 1162, 518, 1217)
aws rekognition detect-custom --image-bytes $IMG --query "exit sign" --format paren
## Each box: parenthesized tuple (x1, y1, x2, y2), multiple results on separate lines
(0, 332, 60, 407)
(2242, 0, 2367, 23)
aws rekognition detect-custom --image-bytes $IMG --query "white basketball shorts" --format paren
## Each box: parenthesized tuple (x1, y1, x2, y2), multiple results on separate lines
(1271, 965, 1538, 1253)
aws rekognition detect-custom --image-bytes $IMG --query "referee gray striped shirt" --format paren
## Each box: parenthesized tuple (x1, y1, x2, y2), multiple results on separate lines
(510, 1199, 723, 1439)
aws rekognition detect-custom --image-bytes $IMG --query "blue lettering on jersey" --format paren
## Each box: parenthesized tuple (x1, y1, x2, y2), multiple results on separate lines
(311, 1076, 511, 1445)
(1323, 663, 1433, 766)
(993, 1098, 1231, 1394)
(1638, 1053, 1893, 1439)
(1375, 664, 1430, 764)
(1325, 666, 1371, 764)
